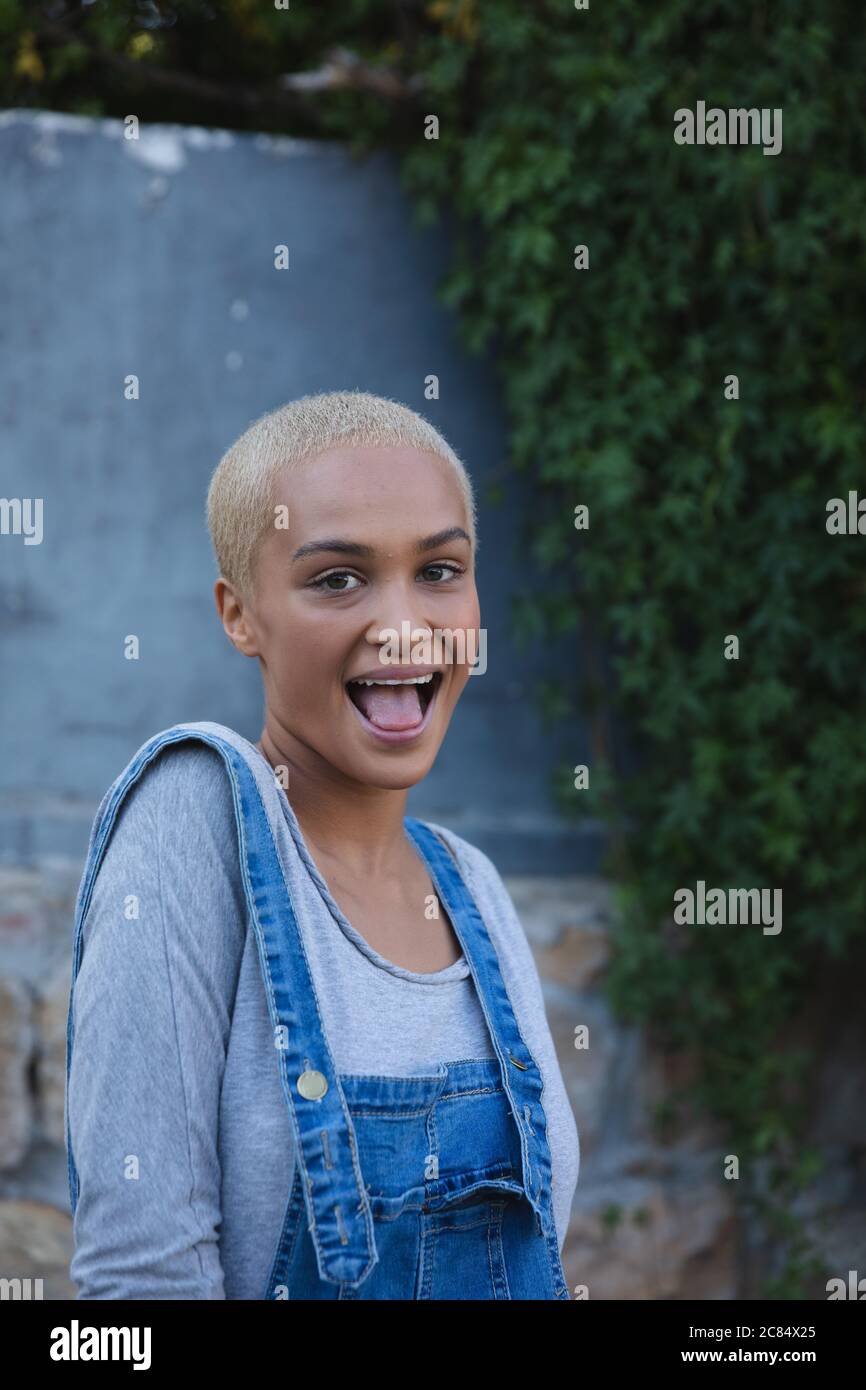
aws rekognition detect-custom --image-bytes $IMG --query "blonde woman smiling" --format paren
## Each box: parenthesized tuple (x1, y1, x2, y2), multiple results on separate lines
(65, 390, 580, 1300)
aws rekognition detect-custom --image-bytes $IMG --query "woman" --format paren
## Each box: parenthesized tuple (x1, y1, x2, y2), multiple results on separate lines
(65, 390, 580, 1299)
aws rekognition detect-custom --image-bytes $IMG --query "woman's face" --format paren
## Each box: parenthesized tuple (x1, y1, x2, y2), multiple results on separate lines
(227, 443, 480, 791)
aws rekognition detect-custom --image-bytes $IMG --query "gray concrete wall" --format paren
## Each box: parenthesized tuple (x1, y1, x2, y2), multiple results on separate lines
(0, 109, 598, 874)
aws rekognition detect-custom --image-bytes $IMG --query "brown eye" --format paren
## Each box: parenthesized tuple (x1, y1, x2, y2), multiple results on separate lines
(309, 571, 363, 593)
(419, 563, 463, 583)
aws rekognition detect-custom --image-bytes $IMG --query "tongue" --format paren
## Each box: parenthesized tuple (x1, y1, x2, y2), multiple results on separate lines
(353, 683, 423, 730)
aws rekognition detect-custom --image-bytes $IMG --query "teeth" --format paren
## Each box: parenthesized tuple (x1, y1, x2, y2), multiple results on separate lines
(349, 674, 435, 686)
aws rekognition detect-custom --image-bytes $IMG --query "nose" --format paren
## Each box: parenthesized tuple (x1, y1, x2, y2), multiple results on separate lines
(365, 619, 433, 652)
(364, 577, 435, 652)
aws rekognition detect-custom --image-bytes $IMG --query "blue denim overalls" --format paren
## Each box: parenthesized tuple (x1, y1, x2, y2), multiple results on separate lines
(65, 725, 570, 1300)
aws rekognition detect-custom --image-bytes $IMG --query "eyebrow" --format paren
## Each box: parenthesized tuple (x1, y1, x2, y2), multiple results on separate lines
(291, 526, 471, 563)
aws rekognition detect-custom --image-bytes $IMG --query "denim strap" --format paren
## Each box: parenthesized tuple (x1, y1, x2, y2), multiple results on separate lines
(404, 817, 555, 1237)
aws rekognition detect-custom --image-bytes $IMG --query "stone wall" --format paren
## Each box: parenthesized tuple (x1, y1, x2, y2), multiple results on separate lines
(0, 858, 80, 1299)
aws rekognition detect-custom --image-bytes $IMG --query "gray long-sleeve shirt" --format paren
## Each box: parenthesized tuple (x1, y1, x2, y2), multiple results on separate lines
(66, 739, 580, 1299)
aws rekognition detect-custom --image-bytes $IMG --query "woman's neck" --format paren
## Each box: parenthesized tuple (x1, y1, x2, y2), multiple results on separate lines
(255, 728, 411, 879)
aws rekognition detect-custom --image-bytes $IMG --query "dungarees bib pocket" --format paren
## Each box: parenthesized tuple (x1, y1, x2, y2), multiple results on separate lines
(266, 1059, 568, 1300)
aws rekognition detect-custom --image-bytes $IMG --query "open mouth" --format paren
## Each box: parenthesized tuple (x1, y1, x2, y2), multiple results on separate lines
(345, 671, 443, 742)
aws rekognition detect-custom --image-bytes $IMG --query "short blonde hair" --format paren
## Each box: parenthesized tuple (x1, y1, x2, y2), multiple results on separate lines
(206, 389, 477, 600)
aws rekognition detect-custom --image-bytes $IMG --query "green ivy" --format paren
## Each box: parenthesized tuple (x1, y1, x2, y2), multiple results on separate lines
(397, 0, 866, 1297)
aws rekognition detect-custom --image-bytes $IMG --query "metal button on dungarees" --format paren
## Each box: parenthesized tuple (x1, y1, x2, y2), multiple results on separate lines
(297, 1069, 328, 1100)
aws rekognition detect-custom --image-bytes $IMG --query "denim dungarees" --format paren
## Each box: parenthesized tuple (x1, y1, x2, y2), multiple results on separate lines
(65, 726, 570, 1301)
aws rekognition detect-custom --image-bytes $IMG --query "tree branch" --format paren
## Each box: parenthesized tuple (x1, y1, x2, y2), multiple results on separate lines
(33, 18, 422, 123)
(280, 46, 424, 101)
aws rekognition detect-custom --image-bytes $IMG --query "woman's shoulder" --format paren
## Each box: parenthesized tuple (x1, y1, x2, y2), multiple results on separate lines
(91, 725, 245, 872)
(416, 819, 555, 1032)
(415, 819, 525, 937)
(420, 819, 501, 880)
(81, 728, 248, 948)
(104, 721, 251, 813)
(133, 731, 236, 796)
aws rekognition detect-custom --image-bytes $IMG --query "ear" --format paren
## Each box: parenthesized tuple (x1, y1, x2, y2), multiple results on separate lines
(214, 577, 260, 657)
